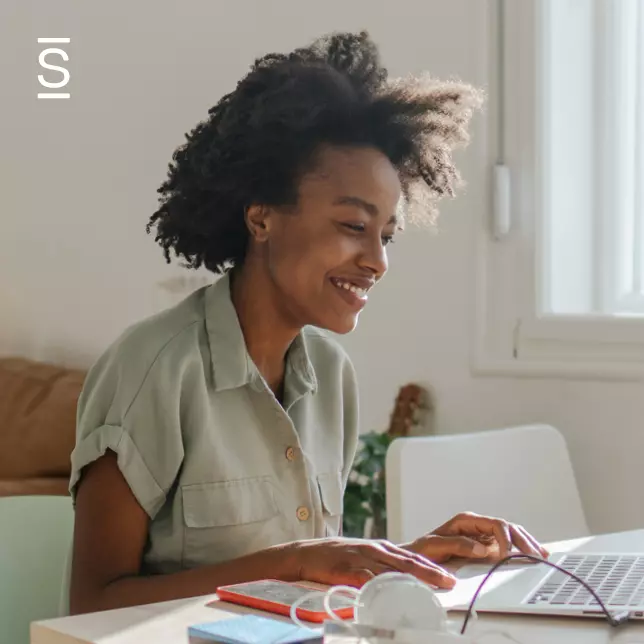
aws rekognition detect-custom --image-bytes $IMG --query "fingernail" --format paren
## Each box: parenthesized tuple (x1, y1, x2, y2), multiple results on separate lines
(473, 543, 487, 556)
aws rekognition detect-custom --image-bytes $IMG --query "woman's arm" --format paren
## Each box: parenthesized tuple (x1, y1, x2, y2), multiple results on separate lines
(69, 451, 301, 615)
(70, 451, 457, 615)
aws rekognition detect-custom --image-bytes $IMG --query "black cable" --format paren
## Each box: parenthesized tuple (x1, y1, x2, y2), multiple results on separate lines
(460, 553, 633, 634)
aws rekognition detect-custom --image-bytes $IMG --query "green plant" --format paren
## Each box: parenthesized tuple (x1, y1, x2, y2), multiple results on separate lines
(342, 431, 393, 539)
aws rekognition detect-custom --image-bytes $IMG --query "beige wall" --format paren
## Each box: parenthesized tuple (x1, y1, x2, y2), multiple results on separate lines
(2, 0, 642, 534)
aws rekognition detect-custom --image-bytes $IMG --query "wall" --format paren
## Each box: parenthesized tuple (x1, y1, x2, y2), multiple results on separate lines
(1, 0, 641, 535)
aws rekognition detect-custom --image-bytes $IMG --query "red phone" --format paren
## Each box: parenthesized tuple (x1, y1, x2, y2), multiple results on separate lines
(216, 579, 355, 623)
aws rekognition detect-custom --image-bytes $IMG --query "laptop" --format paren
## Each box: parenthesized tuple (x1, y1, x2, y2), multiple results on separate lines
(437, 552, 644, 620)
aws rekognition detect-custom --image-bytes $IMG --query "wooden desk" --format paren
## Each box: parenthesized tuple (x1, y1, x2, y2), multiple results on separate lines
(31, 530, 644, 643)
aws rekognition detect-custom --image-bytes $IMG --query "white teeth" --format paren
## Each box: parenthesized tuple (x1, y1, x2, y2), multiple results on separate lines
(334, 279, 367, 297)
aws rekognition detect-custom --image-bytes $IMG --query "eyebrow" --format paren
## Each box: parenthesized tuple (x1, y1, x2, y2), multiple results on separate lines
(333, 196, 399, 225)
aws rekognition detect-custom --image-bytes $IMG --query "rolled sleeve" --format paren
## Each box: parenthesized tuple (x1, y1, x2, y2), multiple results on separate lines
(68, 323, 190, 520)
(69, 424, 166, 519)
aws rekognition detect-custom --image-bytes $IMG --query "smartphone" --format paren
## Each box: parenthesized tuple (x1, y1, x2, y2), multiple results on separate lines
(216, 579, 355, 623)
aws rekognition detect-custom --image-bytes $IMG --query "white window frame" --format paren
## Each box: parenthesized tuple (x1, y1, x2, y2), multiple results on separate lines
(473, 0, 644, 380)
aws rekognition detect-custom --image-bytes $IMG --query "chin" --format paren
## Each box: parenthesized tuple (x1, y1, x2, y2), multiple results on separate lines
(314, 314, 359, 335)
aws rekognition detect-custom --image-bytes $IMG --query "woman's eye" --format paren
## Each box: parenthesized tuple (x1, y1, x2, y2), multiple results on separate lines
(342, 223, 365, 232)
(341, 222, 394, 245)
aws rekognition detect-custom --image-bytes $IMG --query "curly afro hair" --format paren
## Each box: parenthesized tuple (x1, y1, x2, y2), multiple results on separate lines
(147, 30, 483, 274)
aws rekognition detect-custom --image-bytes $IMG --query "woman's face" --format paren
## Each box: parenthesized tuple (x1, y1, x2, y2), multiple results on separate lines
(249, 145, 402, 334)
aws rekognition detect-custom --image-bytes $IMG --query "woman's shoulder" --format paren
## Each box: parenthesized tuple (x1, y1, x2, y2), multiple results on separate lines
(83, 288, 210, 401)
(119, 289, 207, 358)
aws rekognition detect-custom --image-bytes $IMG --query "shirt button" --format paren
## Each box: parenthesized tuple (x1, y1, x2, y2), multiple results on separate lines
(285, 446, 295, 461)
(296, 506, 310, 522)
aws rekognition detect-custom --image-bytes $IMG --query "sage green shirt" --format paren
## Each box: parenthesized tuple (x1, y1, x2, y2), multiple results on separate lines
(69, 272, 360, 575)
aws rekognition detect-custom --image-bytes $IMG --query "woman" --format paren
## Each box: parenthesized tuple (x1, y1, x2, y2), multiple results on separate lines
(69, 31, 548, 615)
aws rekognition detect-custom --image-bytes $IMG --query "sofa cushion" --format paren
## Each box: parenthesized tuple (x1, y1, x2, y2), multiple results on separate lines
(0, 358, 85, 480)
(0, 477, 70, 496)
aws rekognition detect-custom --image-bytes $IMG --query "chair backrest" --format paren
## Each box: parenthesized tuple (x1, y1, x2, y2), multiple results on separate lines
(385, 424, 589, 544)
(0, 495, 74, 644)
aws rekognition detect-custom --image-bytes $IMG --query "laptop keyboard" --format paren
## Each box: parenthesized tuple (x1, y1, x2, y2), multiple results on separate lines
(526, 554, 644, 608)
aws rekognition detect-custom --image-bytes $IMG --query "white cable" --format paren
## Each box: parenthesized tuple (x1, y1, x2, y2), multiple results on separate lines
(287, 574, 530, 643)
(288, 590, 326, 631)
(323, 584, 360, 622)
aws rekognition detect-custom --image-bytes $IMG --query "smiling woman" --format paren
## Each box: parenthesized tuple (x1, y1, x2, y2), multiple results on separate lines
(233, 143, 402, 336)
(64, 31, 546, 617)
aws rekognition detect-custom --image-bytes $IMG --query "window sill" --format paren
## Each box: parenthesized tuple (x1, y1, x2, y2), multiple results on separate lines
(472, 315, 644, 381)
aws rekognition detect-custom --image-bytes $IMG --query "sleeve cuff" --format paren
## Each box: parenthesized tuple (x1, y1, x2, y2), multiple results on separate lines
(69, 424, 166, 519)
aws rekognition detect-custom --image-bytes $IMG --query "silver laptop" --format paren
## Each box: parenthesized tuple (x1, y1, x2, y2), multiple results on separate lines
(437, 552, 644, 620)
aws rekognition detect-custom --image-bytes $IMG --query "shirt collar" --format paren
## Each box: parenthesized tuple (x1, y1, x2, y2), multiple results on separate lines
(204, 272, 317, 396)
(284, 331, 319, 406)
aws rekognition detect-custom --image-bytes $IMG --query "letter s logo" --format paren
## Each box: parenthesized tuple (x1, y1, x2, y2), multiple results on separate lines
(37, 38, 71, 99)
(38, 48, 70, 88)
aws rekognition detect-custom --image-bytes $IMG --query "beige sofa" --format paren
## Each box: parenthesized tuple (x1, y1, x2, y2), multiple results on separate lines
(0, 357, 85, 496)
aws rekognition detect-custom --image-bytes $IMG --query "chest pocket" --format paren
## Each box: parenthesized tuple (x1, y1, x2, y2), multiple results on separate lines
(181, 476, 280, 567)
(317, 471, 343, 537)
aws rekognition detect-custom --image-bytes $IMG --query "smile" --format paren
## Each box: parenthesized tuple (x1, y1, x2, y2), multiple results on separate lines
(330, 277, 372, 305)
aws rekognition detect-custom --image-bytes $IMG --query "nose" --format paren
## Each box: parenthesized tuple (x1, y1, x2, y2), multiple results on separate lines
(357, 236, 388, 279)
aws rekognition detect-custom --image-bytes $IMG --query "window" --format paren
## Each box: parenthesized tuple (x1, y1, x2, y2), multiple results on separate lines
(474, 0, 644, 378)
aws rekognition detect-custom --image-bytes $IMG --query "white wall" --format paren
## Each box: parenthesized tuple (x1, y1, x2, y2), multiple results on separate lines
(1, 0, 641, 535)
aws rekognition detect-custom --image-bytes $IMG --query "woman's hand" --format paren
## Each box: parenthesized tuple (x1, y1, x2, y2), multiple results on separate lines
(403, 512, 550, 564)
(287, 537, 457, 589)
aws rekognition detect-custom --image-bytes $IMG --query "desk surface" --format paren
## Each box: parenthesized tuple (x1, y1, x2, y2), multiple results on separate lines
(32, 530, 644, 644)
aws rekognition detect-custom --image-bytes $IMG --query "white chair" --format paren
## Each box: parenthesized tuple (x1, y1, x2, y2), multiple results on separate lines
(385, 424, 589, 544)
(0, 495, 74, 644)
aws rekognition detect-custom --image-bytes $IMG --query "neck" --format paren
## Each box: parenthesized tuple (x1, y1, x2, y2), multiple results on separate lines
(229, 260, 301, 394)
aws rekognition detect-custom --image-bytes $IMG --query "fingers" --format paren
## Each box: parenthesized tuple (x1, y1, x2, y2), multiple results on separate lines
(381, 539, 466, 571)
(477, 519, 549, 560)
(469, 515, 512, 560)
(410, 534, 490, 561)
(433, 512, 511, 556)
(334, 562, 421, 588)
(485, 520, 547, 558)
(438, 513, 547, 561)
(436, 535, 489, 559)
(345, 563, 401, 585)
(465, 514, 549, 559)
(297, 540, 455, 590)
(366, 541, 457, 589)
(511, 524, 550, 558)
(336, 567, 376, 588)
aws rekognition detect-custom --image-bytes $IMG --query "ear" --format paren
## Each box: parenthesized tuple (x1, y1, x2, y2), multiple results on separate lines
(245, 204, 271, 242)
